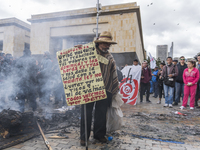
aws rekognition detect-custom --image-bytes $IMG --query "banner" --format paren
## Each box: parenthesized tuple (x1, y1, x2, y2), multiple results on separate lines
(120, 65, 141, 105)
(149, 52, 156, 69)
(57, 42, 107, 106)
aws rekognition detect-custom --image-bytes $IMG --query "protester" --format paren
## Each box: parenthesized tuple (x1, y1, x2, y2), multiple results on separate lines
(15, 49, 38, 112)
(161, 57, 178, 108)
(172, 60, 178, 101)
(140, 60, 152, 103)
(150, 80, 153, 94)
(80, 31, 119, 146)
(172, 60, 178, 66)
(195, 55, 200, 106)
(52, 61, 66, 106)
(180, 60, 199, 110)
(116, 66, 123, 82)
(152, 66, 159, 98)
(157, 63, 165, 104)
(173, 56, 187, 106)
(133, 59, 139, 66)
(37, 51, 53, 105)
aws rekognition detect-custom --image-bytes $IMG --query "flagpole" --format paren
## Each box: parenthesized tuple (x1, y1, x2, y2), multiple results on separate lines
(96, 0, 99, 39)
(84, 104, 88, 150)
(84, 2, 100, 150)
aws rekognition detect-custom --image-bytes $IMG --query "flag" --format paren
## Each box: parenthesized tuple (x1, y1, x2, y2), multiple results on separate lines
(149, 52, 156, 69)
(119, 65, 141, 105)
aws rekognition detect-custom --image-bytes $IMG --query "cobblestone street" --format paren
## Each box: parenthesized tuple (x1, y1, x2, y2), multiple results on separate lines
(4, 96, 200, 150)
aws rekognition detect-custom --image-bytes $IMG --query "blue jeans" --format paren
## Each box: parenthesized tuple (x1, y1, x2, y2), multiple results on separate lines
(163, 84, 174, 104)
(150, 81, 154, 93)
(153, 82, 158, 97)
(175, 82, 184, 103)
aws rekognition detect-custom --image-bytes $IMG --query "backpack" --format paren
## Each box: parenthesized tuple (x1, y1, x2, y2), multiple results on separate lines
(164, 65, 176, 87)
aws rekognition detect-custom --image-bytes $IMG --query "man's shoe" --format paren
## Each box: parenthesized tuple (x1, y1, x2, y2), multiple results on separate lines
(146, 100, 151, 103)
(163, 104, 168, 107)
(172, 102, 178, 106)
(169, 104, 173, 108)
(190, 107, 194, 110)
(180, 106, 186, 110)
(157, 101, 161, 104)
(140, 101, 143, 103)
(95, 137, 107, 143)
(80, 140, 86, 146)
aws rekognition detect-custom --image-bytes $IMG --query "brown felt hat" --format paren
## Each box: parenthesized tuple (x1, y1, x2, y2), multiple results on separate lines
(94, 31, 117, 44)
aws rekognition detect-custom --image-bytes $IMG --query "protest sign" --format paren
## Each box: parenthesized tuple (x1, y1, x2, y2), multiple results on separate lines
(119, 65, 141, 105)
(57, 42, 107, 106)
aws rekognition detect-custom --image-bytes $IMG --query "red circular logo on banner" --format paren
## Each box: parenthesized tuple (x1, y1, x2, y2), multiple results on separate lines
(119, 78, 139, 105)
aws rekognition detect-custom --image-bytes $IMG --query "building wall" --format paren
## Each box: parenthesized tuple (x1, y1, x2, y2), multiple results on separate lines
(30, 5, 145, 62)
(135, 13, 144, 63)
(0, 25, 30, 57)
(13, 26, 30, 57)
(156, 45, 168, 63)
(0, 26, 15, 56)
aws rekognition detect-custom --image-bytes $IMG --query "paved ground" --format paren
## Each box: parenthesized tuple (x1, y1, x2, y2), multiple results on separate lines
(4, 95, 200, 150)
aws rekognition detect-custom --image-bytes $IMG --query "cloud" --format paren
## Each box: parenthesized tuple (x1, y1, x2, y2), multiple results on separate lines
(134, 0, 200, 58)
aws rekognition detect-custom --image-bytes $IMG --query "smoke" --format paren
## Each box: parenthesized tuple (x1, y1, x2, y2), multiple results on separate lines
(0, 75, 20, 112)
(0, 51, 66, 118)
(0, 57, 20, 112)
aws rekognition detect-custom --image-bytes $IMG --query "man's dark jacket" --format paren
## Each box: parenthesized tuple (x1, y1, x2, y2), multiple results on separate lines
(176, 62, 187, 83)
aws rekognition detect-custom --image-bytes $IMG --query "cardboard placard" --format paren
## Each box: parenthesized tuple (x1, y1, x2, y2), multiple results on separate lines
(57, 42, 107, 106)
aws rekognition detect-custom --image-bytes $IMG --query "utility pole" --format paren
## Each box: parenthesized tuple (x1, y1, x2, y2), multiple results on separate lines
(96, 0, 101, 39)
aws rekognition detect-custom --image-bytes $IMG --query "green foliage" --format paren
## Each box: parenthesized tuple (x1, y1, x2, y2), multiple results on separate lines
(144, 57, 162, 69)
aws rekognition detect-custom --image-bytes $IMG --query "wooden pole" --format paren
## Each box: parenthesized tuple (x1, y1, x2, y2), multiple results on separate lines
(36, 121, 53, 150)
(84, 104, 88, 150)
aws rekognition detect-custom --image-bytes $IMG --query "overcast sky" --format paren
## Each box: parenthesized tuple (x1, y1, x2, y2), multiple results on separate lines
(0, 0, 200, 58)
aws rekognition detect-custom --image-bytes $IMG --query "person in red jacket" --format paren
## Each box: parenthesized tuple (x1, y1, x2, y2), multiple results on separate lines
(180, 60, 199, 110)
(140, 60, 152, 103)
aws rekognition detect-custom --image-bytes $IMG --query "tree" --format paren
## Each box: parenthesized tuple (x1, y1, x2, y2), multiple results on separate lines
(156, 57, 161, 67)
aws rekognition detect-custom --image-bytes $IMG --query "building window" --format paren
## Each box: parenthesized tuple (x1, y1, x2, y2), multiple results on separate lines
(0, 40, 3, 51)
(24, 43, 30, 50)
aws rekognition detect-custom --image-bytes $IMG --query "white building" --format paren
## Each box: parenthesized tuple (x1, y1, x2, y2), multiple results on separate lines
(0, 17, 30, 57)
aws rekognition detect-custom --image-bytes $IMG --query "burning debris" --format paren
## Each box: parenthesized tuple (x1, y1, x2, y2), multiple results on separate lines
(0, 109, 36, 139)
(0, 106, 80, 149)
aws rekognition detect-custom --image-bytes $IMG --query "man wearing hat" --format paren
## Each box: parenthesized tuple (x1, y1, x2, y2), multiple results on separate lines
(80, 31, 119, 145)
(172, 60, 178, 66)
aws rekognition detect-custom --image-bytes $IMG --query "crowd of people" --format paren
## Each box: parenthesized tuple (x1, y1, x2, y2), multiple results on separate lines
(0, 49, 66, 112)
(138, 56, 200, 110)
(0, 31, 200, 146)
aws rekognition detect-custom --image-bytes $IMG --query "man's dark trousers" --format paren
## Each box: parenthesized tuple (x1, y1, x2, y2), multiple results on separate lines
(153, 81, 158, 98)
(175, 82, 184, 104)
(140, 82, 150, 102)
(80, 96, 110, 141)
(195, 81, 200, 105)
